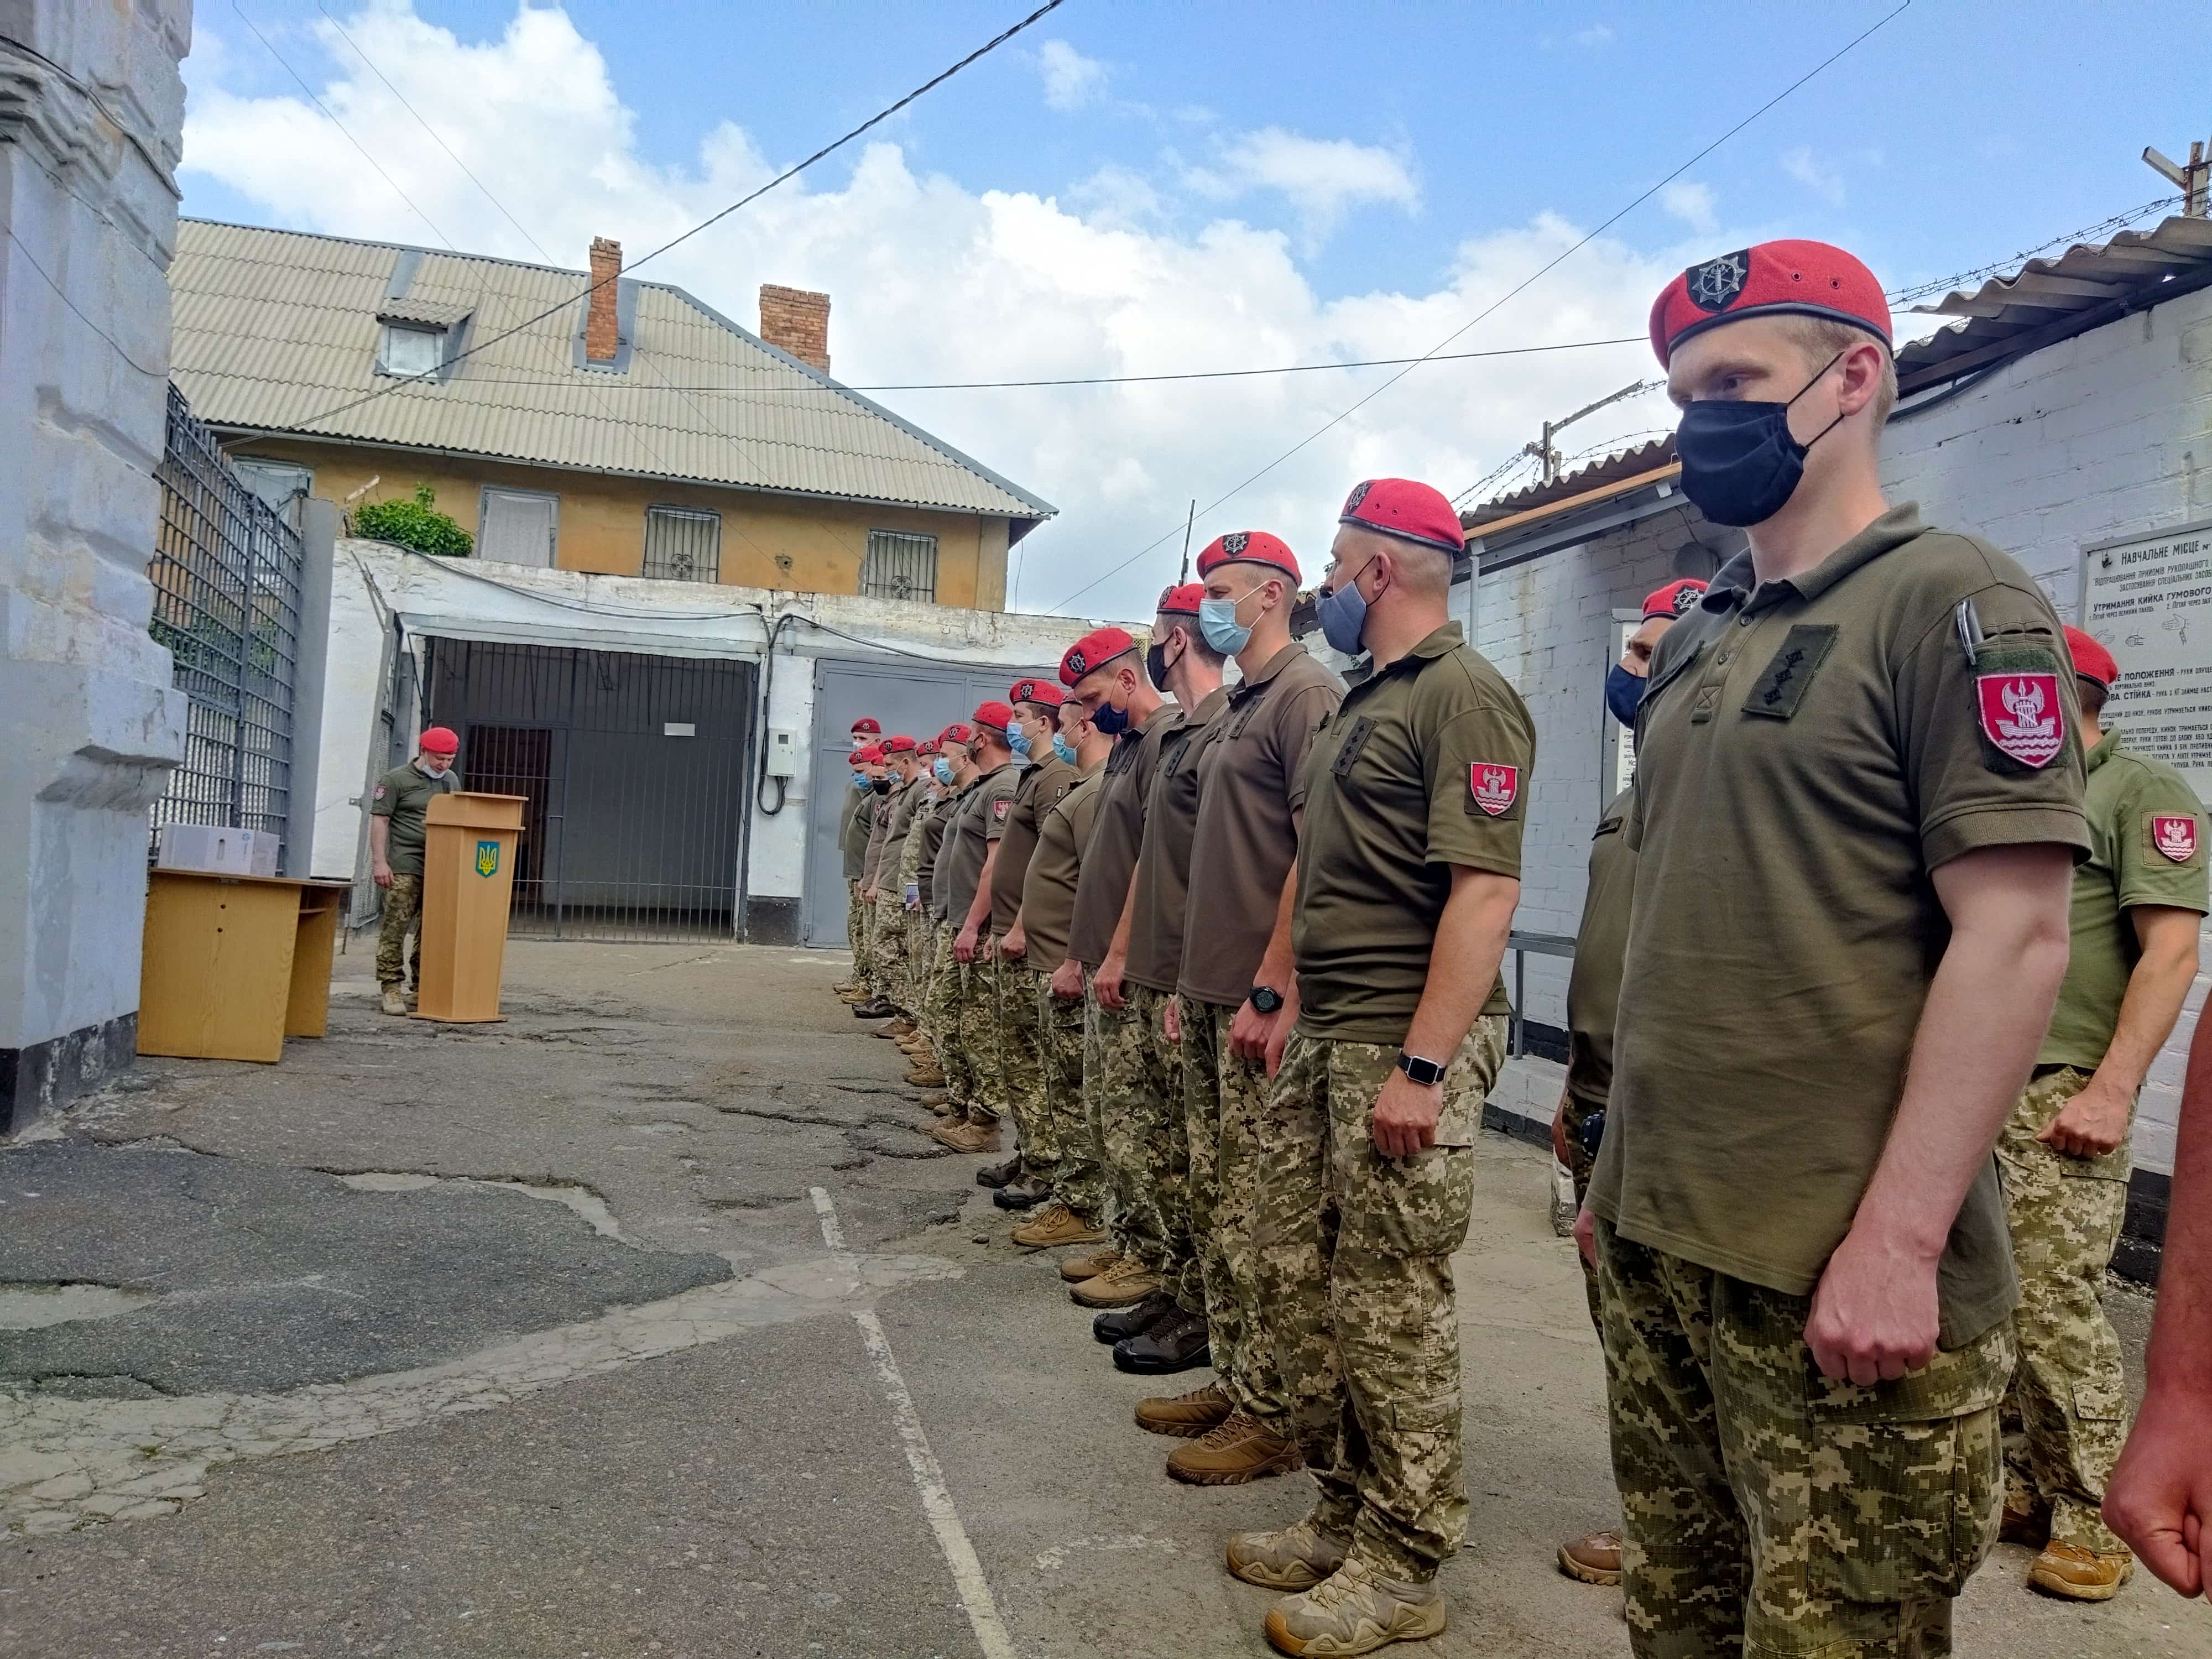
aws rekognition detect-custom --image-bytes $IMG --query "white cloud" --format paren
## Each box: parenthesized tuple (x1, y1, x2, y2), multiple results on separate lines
(1659, 181, 1717, 235)
(180, 3, 1678, 621)
(1573, 24, 1616, 46)
(1035, 39, 1105, 111)
(1781, 146, 1847, 205)
(1183, 128, 1417, 244)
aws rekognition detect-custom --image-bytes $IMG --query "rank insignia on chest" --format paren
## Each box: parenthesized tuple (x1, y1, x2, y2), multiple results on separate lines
(1974, 672, 2063, 768)
(2152, 814, 2200, 863)
(992, 798, 1010, 821)
(1470, 763, 1520, 817)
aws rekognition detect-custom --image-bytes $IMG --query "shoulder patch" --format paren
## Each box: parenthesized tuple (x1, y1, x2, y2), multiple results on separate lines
(1975, 670, 2064, 768)
(2151, 814, 2200, 864)
(992, 797, 1011, 821)
(373, 785, 387, 800)
(1469, 763, 1520, 817)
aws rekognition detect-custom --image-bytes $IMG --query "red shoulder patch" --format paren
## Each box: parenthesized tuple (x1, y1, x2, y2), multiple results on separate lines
(1975, 672, 2063, 768)
(992, 797, 1011, 821)
(1470, 763, 1519, 817)
(372, 785, 387, 800)
(2152, 814, 2199, 864)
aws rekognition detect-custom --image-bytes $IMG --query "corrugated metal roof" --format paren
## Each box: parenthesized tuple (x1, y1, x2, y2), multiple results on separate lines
(1897, 213, 2212, 392)
(1461, 435, 1676, 528)
(169, 220, 1053, 522)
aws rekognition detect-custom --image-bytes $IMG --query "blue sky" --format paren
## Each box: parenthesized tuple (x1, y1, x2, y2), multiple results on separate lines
(179, 1, 2211, 615)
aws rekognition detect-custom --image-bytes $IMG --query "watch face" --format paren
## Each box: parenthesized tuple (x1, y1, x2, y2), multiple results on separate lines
(1250, 987, 1283, 1014)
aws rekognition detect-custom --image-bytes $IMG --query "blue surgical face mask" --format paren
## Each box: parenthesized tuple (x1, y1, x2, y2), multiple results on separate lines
(1007, 725, 1032, 759)
(851, 769, 869, 789)
(1317, 559, 1374, 656)
(1674, 349, 1848, 529)
(1199, 585, 1261, 656)
(932, 757, 954, 786)
(1605, 664, 1647, 728)
(1051, 732, 1077, 766)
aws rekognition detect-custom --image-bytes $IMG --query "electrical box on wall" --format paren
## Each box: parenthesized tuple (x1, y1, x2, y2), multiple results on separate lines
(766, 728, 799, 778)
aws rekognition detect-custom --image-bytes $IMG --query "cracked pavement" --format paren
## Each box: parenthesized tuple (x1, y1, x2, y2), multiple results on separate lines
(1, 942, 2204, 1658)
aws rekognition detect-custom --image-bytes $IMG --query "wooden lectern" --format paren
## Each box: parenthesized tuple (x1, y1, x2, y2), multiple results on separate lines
(414, 792, 526, 1023)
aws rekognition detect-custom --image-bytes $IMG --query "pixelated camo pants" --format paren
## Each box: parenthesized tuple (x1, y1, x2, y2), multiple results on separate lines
(1037, 975, 1106, 1222)
(374, 873, 423, 988)
(1084, 984, 1183, 1272)
(1183, 1000, 1287, 1421)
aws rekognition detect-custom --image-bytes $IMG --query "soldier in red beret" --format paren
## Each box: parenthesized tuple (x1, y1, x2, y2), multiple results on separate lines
(851, 740, 916, 1020)
(864, 737, 932, 1032)
(927, 703, 1024, 1152)
(1582, 240, 2092, 1651)
(1994, 627, 2204, 1600)
(837, 727, 885, 1002)
(369, 726, 463, 1015)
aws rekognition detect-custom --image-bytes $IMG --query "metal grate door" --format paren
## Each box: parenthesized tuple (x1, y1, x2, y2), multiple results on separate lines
(427, 640, 754, 941)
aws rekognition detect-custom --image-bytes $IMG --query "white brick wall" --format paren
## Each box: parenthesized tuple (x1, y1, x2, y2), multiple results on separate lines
(1473, 288, 2212, 1175)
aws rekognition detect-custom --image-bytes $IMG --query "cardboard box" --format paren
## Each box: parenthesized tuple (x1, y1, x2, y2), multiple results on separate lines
(243, 828, 280, 878)
(156, 823, 255, 876)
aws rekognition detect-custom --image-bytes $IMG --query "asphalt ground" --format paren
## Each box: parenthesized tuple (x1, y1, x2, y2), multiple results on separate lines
(1, 939, 2206, 1658)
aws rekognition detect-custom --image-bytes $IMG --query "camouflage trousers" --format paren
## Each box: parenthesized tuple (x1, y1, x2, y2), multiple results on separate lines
(1036, 973, 1107, 1221)
(1182, 999, 1288, 1424)
(854, 893, 883, 995)
(1084, 982, 1186, 1274)
(1593, 1220, 2011, 1658)
(1254, 1018, 1506, 1583)
(922, 921, 979, 1112)
(841, 879, 862, 981)
(961, 936, 1004, 1123)
(997, 954, 1048, 1152)
(1561, 1090, 1604, 1332)
(374, 872, 424, 988)
(889, 905, 930, 1014)
(1995, 1066, 2132, 1556)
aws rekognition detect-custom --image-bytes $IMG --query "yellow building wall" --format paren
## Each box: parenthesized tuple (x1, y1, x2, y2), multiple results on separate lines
(233, 440, 1014, 608)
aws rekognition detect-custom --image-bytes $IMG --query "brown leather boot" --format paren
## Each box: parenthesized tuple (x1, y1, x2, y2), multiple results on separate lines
(1070, 1254, 1159, 1308)
(2030, 1541, 2133, 1601)
(906, 1062, 947, 1087)
(1135, 1378, 1234, 1438)
(928, 1115, 1001, 1154)
(1557, 1528, 1622, 1586)
(1011, 1203, 1106, 1249)
(886, 1016, 916, 1037)
(1060, 1244, 1121, 1284)
(1165, 1412, 1301, 1485)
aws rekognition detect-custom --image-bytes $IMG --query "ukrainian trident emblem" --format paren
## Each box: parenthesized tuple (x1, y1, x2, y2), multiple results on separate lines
(476, 838, 501, 878)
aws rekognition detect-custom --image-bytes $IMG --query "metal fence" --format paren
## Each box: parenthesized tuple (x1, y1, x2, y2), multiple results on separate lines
(148, 383, 305, 862)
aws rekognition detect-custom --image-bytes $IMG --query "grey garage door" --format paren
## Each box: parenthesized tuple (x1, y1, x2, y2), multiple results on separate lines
(803, 655, 1058, 947)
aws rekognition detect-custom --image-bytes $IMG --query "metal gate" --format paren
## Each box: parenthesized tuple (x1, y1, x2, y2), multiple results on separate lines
(426, 639, 754, 941)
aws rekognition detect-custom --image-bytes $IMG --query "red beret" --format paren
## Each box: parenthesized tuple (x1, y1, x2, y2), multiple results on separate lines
(1061, 626, 1137, 686)
(915, 738, 940, 756)
(971, 701, 1014, 735)
(1009, 677, 1065, 708)
(849, 717, 881, 735)
(1642, 580, 1708, 622)
(1339, 478, 1464, 555)
(1155, 582, 1206, 617)
(2064, 625, 2118, 688)
(419, 726, 460, 755)
(938, 723, 973, 747)
(855, 744, 885, 764)
(1650, 239, 1892, 367)
(884, 734, 916, 754)
(1196, 531, 1300, 585)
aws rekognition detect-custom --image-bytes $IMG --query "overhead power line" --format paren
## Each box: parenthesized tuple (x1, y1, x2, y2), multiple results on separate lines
(1044, 0, 1914, 613)
(249, 0, 1068, 439)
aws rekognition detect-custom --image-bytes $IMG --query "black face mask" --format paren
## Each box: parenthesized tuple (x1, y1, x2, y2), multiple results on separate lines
(1674, 351, 1846, 528)
(1144, 631, 1181, 692)
(871, 777, 891, 795)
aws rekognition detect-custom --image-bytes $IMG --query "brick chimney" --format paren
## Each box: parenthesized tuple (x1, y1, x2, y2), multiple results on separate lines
(585, 237, 622, 363)
(759, 284, 831, 373)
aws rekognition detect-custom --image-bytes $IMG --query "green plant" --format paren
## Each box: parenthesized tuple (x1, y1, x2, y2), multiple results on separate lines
(353, 483, 472, 557)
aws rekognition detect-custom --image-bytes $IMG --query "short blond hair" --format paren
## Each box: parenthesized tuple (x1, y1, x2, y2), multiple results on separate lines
(1782, 316, 1896, 426)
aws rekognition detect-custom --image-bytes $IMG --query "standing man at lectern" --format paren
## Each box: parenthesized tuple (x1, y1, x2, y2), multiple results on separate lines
(370, 726, 462, 1015)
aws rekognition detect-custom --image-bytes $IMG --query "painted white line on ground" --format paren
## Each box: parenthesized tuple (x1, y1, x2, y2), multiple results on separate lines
(810, 1185, 1016, 1659)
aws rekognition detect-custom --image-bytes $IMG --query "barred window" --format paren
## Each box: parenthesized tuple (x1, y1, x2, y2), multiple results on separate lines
(643, 506, 721, 583)
(860, 529, 937, 604)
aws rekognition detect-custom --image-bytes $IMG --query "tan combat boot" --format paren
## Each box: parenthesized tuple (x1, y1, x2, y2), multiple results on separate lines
(380, 984, 407, 1016)
(1060, 1244, 1121, 1284)
(906, 1061, 947, 1087)
(1557, 1528, 1622, 1586)
(1135, 1378, 1234, 1439)
(1070, 1254, 1159, 1308)
(928, 1114, 1001, 1154)
(886, 1015, 916, 1037)
(1011, 1204, 1105, 1250)
(1226, 1514, 1353, 1591)
(1262, 1557, 1444, 1656)
(2030, 1541, 2133, 1601)
(1166, 1412, 1301, 1485)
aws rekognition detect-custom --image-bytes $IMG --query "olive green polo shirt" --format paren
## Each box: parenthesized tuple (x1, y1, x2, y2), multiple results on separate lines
(1021, 765, 1106, 974)
(1563, 786, 1636, 1109)
(368, 760, 461, 877)
(2040, 729, 2208, 1070)
(1068, 703, 1182, 968)
(930, 782, 971, 922)
(1590, 503, 2091, 1347)
(1181, 643, 1344, 1008)
(943, 763, 1019, 931)
(1128, 685, 1232, 994)
(839, 782, 872, 882)
(860, 782, 896, 889)
(1291, 621, 1533, 1044)
(990, 754, 1080, 933)
(876, 778, 925, 884)
(918, 794, 955, 915)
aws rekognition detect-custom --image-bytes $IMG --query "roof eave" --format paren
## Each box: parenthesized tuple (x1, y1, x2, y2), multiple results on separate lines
(1465, 462, 1687, 571)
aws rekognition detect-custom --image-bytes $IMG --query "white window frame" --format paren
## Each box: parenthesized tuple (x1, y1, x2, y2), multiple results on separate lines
(477, 486, 559, 568)
(379, 322, 445, 379)
(642, 505, 722, 583)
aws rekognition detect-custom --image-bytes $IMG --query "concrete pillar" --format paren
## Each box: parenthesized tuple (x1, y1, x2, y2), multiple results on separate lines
(0, 2, 193, 1130)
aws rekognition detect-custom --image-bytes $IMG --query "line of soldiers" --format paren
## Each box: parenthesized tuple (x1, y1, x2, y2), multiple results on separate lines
(826, 233, 2207, 1658)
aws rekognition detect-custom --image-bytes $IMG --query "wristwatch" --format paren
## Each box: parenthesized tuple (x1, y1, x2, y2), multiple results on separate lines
(1396, 1051, 1447, 1087)
(1249, 985, 1285, 1015)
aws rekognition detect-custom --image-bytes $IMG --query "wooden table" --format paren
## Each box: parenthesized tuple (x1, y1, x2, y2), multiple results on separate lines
(138, 872, 352, 1062)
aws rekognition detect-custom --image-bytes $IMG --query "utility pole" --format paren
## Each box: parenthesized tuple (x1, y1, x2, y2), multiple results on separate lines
(1522, 379, 1658, 485)
(2145, 135, 2210, 218)
(1176, 498, 1196, 583)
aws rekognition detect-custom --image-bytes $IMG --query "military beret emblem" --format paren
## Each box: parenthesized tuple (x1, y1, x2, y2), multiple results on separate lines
(1686, 251, 1750, 314)
(1344, 481, 1371, 513)
(1222, 531, 1249, 555)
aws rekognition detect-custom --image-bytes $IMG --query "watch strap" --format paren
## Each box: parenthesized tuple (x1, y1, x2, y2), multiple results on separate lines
(1396, 1051, 1447, 1087)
